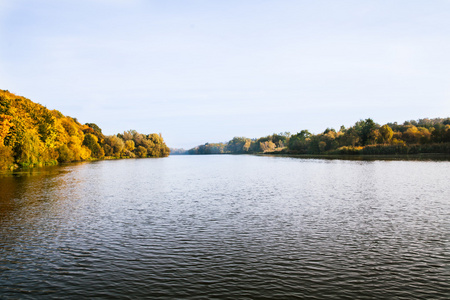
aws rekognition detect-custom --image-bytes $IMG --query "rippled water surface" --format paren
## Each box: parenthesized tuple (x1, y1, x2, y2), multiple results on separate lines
(1, 156, 449, 299)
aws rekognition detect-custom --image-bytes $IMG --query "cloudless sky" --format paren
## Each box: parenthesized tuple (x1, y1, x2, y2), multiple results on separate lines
(1, 0, 449, 149)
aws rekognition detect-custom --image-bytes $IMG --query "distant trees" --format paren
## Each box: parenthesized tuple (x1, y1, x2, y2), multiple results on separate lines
(354, 118, 377, 146)
(188, 142, 226, 154)
(169, 148, 188, 155)
(0, 89, 170, 170)
(189, 133, 291, 155)
(187, 118, 450, 156)
(111, 131, 170, 158)
(1, 89, 449, 169)
(288, 130, 311, 153)
(226, 137, 252, 153)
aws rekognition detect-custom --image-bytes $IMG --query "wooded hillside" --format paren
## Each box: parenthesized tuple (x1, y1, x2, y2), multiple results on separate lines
(0, 90, 169, 170)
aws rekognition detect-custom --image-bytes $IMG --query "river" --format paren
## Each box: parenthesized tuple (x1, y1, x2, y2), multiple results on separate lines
(1, 155, 449, 299)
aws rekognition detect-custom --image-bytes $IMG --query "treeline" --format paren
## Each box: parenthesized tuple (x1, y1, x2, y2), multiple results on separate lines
(169, 148, 189, 155)
(188, 118, 450, 155)
(0, 90, 169, 170)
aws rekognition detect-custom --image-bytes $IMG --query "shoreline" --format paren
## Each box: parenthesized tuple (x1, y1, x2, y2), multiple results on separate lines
(257, 152, 450, 161)
(2, 152, 450, 176)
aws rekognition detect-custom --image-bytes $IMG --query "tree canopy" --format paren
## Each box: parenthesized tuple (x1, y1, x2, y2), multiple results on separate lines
(0, 90, 170, 170)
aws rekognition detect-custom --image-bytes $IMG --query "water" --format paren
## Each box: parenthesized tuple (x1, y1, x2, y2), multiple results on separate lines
(1, 155, 449, 299)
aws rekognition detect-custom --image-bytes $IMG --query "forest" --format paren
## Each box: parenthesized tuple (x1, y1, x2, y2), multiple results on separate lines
(187, 118, 450, 156)
(0, 90, 169, 170)
(2, 89, 450, 170)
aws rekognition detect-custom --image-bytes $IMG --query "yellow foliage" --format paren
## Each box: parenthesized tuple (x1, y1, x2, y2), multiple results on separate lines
(0, 114, 13, 145)
(260, 141, 276, 152)
(0, 144, 14, 170)
(0, 90, 92, 166)
(125, 140, 135, 151)
(392, 138, 405, 145)
(380, 124, 393, 143)
(1, 89, 170, 167)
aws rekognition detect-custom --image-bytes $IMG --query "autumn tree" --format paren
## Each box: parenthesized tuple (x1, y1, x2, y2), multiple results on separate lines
(105, 135, 125, 157)
(0, 114, 13, 145)
(379, 124, 393, 143)
(125, 140, 135, 151)
(83, 133, 105, 159)
(226, 137, 252, 153)
(135, 145, 147, 158)
(0, 89, 171, 168)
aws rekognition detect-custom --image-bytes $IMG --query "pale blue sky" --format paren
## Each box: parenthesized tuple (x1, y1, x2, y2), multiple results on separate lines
(1, 0, 449, 148)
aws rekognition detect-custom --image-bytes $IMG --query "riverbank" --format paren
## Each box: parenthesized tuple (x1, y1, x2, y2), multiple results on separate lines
(0, 155, 167, 175)
(2, 152, 450, 177)
(258, 152, 450, 161)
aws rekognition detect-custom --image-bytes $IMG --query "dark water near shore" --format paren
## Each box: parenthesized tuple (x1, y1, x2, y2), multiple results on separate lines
(1, 156, 449, 299)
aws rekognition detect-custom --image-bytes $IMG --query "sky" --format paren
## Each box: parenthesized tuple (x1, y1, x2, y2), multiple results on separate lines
(1, 0, 449, 149)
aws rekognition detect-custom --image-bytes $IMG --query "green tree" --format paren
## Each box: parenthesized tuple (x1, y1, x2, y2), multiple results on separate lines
(355, 118, 377, 145)
(83, 133, 105, 159)
(288, 130, 311, 152)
